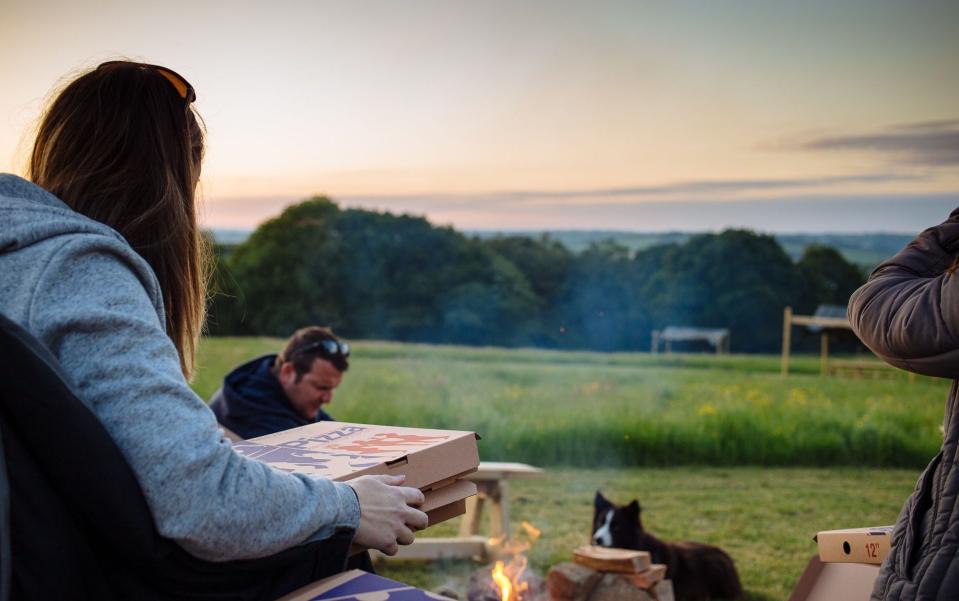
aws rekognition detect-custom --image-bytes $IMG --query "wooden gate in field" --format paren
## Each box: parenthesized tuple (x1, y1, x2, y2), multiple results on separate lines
(780, 305, 912, 381)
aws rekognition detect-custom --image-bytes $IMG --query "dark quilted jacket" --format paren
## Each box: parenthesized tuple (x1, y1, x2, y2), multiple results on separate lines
(848, 208, 959, 601)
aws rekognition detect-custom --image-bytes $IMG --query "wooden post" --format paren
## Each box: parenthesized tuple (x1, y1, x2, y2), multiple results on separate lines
(664, 339, 672, 354)
(488, 481, 509, 541)
(781, 306, 792, 376)
(820, 332, 829, 376)
(651, 330, 660, 354)
(459, 493, 485, 537)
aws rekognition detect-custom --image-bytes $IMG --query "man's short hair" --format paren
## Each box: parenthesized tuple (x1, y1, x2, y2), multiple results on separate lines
(274, 326, 350, 380)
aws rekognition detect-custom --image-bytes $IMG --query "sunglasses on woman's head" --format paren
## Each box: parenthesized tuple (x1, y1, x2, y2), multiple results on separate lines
(97, 61, 196, 103)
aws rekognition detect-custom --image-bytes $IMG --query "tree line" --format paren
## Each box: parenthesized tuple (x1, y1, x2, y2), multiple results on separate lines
(207, 196, 868, 353)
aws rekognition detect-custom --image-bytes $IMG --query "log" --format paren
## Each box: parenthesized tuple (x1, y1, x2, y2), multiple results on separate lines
(573, 545, 651, 574)
(651, 579, 674, 601)
(589, 574, 674, 601)
(589, 574, 651, 601)
(546, 562, 602, 601)
(622, 564, 667, 589)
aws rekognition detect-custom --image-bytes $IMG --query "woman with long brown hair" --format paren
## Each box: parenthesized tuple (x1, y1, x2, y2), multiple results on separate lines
(0, 61, 425, 570)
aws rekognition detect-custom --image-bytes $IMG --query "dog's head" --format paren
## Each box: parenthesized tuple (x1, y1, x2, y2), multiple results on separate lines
(591, 490, 644, 549)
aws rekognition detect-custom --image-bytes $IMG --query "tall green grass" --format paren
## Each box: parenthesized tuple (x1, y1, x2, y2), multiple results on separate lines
(194, 338, 948, 468)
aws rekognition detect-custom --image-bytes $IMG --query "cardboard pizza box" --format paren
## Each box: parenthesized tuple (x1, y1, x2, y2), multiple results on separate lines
(421, 479, 477, 526)
(276, 569, 455, 601)
(788, 555, 879, 601)
(233, 421, 480, 490)
(815, 526, 893, 565)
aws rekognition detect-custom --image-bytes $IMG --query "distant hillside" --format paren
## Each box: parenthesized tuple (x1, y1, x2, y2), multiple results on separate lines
(211, 228, 911, 269)
(773, 233, 912, 268)
(210, 229, 253, 245)
(470, 230, 913, 268)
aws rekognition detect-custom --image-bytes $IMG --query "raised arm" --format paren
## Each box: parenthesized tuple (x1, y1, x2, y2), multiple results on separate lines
(848, 208, 959, 379)
(27, 236, 361, 562)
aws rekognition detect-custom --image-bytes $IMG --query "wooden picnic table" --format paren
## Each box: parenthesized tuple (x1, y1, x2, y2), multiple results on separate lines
(375, 461, 544, 562)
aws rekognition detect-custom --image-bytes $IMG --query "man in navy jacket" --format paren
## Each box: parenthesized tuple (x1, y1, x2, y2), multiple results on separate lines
(210, 326, 377, 574)
(209, 326, 349, 440)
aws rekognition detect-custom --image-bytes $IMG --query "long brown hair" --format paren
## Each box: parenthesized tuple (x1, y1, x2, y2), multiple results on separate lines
(29, 61, 208, 379)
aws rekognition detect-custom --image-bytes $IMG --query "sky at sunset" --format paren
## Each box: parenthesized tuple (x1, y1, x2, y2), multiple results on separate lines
(1, 0, 957, 233)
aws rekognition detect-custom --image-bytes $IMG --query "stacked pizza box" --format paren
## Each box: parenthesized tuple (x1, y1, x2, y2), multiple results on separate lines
(233, 422, 480, 533)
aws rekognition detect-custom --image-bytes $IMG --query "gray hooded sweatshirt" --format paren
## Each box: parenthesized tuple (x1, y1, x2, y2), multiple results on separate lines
(0, 173, 359, 562)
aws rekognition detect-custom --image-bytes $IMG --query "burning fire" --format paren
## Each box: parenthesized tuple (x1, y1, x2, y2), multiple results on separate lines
(491, 557, 529, 601)
(491, 561, 513, 600)
(488, 521, 541, 601)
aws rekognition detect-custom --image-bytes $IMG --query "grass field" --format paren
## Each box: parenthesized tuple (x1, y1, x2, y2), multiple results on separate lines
(194, 338, 948, 468)
(192, 338, 945, 599)
(376, 466, 916, 601)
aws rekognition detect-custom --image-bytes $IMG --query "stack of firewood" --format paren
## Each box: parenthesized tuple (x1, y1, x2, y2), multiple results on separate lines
(547, 546, 674, 601)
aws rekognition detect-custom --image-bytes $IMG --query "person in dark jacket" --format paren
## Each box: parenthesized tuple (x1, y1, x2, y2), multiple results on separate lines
(848, 208, 959, 601)
(210, 326, 350, 440)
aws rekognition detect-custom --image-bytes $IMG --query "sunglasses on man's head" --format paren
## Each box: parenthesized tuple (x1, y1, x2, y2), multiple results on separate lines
(292, 339, 350, 359)
(97, 61, 196, 103)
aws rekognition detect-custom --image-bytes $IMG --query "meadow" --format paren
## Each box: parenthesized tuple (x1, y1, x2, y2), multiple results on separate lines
(194, 338, 947, 469)
(377, 467, 916, 601)
(192, 338, 947, 599)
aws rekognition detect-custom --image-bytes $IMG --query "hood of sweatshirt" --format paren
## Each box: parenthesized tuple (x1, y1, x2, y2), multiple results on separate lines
(211, 354, 335, 438)
(0, 174, 127, 255)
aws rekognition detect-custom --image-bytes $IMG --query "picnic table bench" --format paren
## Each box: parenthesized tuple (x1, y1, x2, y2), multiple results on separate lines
(375, 461, 544, 562)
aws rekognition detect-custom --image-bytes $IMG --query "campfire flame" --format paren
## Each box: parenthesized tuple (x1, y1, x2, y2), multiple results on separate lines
(521, 521, 541, 540)
(488, 521, 540, 601)
(491, 561, 512, 601)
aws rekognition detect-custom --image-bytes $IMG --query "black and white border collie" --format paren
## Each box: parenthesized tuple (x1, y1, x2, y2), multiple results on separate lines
(592, 491, 743, 601)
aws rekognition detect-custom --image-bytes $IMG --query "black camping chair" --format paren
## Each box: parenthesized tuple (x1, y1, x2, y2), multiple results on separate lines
(0, 312, 353, 600)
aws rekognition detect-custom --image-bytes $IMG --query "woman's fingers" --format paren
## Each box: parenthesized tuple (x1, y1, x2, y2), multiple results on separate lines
(396, 525, 416, 546)
(347, 474, 430, 553)
(405, 505, 429, 531)
(381, 541, 399, 556)
(403, 486, 426, 507)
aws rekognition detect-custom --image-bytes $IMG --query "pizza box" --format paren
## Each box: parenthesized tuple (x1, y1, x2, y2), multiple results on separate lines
(233, 421, 480, 490)
(815, 526, 893, 565)
(788, 555, 879, 601)
(276, 569, 454, 601)
(421, 479, 477, 526)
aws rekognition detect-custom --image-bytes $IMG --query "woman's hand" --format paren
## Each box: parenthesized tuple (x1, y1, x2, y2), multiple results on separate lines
(347, 474, 428, 555)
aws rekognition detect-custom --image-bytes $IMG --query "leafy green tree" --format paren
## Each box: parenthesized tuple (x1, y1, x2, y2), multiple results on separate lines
(638, 230, 800, 352)
(219, 197, 344, 335)
(205, 241, 245, 336)
(207, 199, 863, 355)
(213, 198, 540, 345)
(795, 244, 866, 313)
(552, 240, 647, 351)
(483, 235, 572, 300)
(328, 208, 539, 345)
(483, 235, 573, 346)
